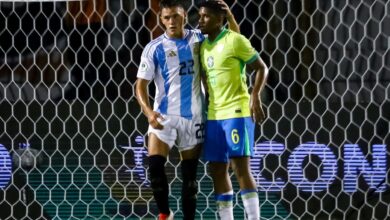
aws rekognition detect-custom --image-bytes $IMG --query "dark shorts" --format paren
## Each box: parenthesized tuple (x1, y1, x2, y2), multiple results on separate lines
(203, 117, 254, 163)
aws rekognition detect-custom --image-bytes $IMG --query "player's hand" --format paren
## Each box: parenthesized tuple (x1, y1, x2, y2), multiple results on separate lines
(217, 0, 234, 20)
(147, 111, 165, 130)
(250, 94, 265, 124)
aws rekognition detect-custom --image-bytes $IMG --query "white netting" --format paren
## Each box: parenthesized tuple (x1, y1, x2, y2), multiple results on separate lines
(0, 0, 389, 219)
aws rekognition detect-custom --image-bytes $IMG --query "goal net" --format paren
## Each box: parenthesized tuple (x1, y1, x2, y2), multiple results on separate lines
(0, 0, 389, 219)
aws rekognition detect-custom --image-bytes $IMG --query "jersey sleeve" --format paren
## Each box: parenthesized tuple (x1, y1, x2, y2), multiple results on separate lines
(137, 44, 157, 80)
(233, 34, 259, 64)
(193, 28, 206, 43)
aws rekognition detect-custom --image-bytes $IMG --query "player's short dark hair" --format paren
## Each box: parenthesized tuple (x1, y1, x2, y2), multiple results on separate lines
(198, 0, 226, 16)
(159, 0, 186, 11)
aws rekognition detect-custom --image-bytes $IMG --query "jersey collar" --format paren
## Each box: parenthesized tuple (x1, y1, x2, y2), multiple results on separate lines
(207, 28, 228, 44)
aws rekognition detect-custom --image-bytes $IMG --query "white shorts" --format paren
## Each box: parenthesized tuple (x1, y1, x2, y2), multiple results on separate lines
(148, 114, 204, 151)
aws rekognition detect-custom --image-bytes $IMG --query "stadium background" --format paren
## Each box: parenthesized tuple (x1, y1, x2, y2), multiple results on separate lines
(0, 0, 389, 219)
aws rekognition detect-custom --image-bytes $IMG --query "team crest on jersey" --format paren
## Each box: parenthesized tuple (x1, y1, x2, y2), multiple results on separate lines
(140, 62, 148, 72)
(207, 56, 214, 68)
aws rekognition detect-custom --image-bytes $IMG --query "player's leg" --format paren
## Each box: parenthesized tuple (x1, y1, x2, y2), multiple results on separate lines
(231, 157, 259, 220)
(176, 116, 203, 220)
(209, 162, 234, 220)
(203, 120, 234, 220)
(148, 125, 176, 220)
(179, 144, 201, 220)
(227, 117, 259, 220)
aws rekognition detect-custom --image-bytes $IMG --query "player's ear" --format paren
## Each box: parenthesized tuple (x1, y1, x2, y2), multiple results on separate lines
(158, 13, 165, 29)
(219, 14, 225, 25)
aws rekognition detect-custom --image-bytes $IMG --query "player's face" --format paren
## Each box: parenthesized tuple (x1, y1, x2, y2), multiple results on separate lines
(160, 6, 186, 38)
(198, 7, 221, 34)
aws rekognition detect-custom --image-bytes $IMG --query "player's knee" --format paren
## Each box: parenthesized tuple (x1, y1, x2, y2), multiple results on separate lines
(181, 159, 199, 199)
(182, 180, 198, 199)
(233, 167, 251, 180)
(231, 160, 251, 179)
(148, 155, 167, 192)
(209, 164, 229, 180)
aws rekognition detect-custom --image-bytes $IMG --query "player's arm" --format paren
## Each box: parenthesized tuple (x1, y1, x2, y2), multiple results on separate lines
(135, 79, 164, 130)
(217, 0, 240, 33)
(200, 68, 209, 109)
(200, 69, 208, 95)
(247, 57, 269, 124)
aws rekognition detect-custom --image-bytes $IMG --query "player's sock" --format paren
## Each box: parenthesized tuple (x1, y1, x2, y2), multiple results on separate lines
(215, 191, 234, 220)
(241, 189, 260, 220)
(149, 155, 170, 215)
(181, 159, 199, 220)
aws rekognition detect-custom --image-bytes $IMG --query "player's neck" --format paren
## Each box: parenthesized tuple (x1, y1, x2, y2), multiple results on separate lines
(208, 27, 224, 43)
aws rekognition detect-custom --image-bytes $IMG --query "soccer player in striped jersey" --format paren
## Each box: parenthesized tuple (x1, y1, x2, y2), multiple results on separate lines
(198, 1, 269, 219)
(136, 1, 239, 219)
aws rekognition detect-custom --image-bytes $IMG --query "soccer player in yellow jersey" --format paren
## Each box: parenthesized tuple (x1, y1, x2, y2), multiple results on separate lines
(136, 0, 239, 219)
(198, 1, 269, 219)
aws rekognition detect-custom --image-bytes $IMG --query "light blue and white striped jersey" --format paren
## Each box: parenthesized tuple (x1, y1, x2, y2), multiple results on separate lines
(137, 29, 205, 119)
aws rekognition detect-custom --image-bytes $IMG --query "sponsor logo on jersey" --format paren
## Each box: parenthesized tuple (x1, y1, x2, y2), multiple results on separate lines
(167, 50, 177, 57)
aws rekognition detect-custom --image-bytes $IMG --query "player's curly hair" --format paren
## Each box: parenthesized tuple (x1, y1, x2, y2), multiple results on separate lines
(159, 0, 186, 11)
(198, 0, 226, 16)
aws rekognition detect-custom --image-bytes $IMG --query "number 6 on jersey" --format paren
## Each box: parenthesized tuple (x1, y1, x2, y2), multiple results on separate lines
(231, 129, 240, 144)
